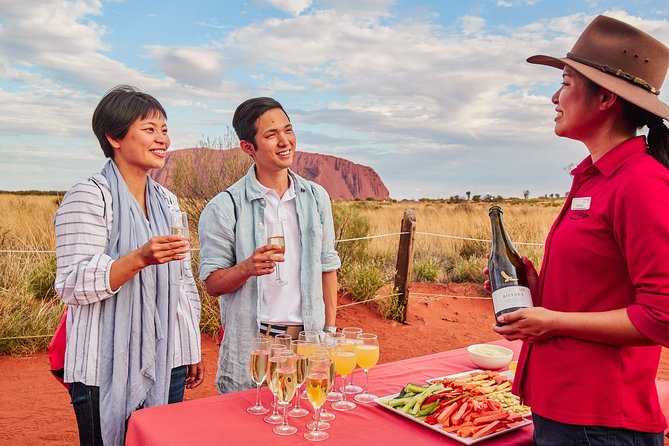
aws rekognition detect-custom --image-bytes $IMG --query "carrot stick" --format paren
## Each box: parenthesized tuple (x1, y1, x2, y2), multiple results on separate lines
(472, 420, 503, 439)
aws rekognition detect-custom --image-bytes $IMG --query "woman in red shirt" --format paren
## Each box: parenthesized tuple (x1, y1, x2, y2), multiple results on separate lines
(491, 15, 669, 446)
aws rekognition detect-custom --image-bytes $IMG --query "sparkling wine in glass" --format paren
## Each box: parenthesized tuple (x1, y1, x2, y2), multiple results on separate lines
(324, 333, 345, 402)
(340, 327, 363, 394)
(169, 211, 189, 283)
(308, 345, 336, 426)
(298, 330, 321, 399)
(304, 356, 330, 442)
(247, 337, 270, 415)
(288, 340, 309, 418)
(273, 352, 298, 436)
(353, 333, 380, 403)
(264, 344, 287, 424)
(267, 220, 287, 286)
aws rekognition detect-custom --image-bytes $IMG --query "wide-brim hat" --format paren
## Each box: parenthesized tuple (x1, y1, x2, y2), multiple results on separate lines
(527, 15, 669, 121)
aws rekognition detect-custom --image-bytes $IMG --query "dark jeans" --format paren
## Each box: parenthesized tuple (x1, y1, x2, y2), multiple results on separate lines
(69, 366, 187, 445)
(533, 413, 664, 446)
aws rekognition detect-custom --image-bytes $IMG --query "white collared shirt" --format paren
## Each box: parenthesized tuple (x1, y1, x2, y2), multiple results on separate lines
(257, 179, 303, 325)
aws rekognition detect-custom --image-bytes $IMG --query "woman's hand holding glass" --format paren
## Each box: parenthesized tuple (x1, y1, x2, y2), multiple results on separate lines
(247, 337, 270, 415)
(304, 356, 330, 442)
(169, 211, 190, 283)
(353, 333, 379, 403)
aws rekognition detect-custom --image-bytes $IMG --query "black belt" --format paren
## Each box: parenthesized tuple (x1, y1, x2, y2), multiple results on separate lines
(259, 322, 304, 337)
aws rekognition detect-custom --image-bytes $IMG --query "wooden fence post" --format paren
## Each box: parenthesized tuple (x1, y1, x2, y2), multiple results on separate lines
(393, 209, 416, 322)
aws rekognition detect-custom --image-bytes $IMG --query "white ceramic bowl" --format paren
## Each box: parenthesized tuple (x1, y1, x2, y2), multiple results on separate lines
(467, 344, 513, 370)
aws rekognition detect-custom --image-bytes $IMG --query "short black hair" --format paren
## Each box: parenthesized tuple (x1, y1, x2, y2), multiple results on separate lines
(232, 97, 289, 148)
(92, 85, 167, 158)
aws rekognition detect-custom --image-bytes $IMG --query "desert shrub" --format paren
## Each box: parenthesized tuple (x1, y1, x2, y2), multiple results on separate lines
(458, 238, 488, 258)
(447, 255, 487, 283)
(378, 290, 404, 321)
(332, 202, 372, 269)
(338, 260, 386, 302)
(0, 287, 64, 355)
(27, 255, 58, 301)
(412, 258, 440, 282)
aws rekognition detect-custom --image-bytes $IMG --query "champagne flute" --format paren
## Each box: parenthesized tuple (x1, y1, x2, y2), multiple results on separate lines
(304, 356, 330, 442)
(169, 211, 189, 283)
(272, 334, 292, 408)
(287, 340, 309, 418)
(247, 337, 270, 415)
(330, 339, 357, 411)
(267, 220, 287, 286)
(264, 344, 287, 424)
(341, 327, 363, 394)
(309, 345, 336, 425)
(298, 330, 321, 398)
(324, 333, 344, 402)
(353, 333, 380, 403)
(273, 352, 298, 436)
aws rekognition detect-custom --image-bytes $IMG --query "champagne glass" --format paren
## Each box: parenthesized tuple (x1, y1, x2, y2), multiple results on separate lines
(309, 345, 336, 425)
(169, 211, 189, 283)
(330, 339, 357, 411)
(341, 327, 363, 394)
(324, 333, 345, 402)
(273, 352, 298, 436)
(298, 330, 321, 398)
(353, 333, 380, 403)
(272, 334, 292, 408)
(304, 356, 330, 442)
(267, 220, 287, 286)
(247, 337, 270, 415)
(287, 340, 309, 418)
(264, 344, 286, 424)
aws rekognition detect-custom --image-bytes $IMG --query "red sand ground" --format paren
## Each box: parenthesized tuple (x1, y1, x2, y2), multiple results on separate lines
(1, 282, 668, 445)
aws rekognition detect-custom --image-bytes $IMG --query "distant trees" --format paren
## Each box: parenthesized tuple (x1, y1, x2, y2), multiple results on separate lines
(466, 191, 471, 200)
(523, 190, 530, 199)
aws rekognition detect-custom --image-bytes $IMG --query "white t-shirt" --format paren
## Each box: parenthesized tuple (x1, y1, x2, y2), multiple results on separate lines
(258, 179, 303, 325)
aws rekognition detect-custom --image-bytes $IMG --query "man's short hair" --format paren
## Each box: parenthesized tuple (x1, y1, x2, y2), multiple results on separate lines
(92, 85, 167, 159)
(232, 97, 289, 148)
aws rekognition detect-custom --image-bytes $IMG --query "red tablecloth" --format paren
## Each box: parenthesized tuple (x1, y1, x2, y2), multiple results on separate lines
(126, 340, 669, 445)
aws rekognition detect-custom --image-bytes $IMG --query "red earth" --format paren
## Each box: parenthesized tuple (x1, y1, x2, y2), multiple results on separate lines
(1, 282, 668, 445)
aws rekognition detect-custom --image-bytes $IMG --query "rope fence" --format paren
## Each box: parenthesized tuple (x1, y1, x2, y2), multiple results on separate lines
(0, 231, 545, 254)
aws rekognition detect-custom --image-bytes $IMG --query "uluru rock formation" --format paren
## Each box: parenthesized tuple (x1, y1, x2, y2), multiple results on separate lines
(151, 148, 390, 200)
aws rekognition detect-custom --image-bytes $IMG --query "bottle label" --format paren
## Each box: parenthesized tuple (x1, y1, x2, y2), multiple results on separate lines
(492, 286, 533, 313)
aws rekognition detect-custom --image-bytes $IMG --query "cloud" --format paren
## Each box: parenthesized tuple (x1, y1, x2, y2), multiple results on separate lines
(147, 46, 224, 88)
(264, 0, 312, 15)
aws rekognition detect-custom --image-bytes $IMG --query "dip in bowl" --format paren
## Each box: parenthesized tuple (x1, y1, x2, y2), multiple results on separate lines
(467, 344, 513, 370)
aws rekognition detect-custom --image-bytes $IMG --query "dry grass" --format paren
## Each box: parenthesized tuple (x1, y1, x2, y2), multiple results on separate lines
(334, 199, 561, 283)
(0, 193, 564, 354)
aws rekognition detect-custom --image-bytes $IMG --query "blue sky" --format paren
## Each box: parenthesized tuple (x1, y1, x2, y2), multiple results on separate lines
(1, 0, 668, 199)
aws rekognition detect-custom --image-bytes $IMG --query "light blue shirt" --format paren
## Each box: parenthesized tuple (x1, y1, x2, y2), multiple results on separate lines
(198, 165, 341, 393)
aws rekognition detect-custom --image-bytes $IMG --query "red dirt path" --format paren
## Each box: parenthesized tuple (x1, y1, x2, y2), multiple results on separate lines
(1, 282, 668, 445)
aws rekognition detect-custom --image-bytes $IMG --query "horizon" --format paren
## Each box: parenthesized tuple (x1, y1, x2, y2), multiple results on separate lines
(1, 1, 668, 199)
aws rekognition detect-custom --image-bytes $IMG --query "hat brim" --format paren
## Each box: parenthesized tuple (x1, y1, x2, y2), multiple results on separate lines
(527, 54, 669, 121)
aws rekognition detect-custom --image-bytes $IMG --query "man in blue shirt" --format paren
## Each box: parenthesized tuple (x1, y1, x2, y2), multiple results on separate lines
(198, 97, 341, 393)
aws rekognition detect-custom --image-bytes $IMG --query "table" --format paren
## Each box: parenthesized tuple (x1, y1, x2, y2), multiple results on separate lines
(126, 340, 669, 445)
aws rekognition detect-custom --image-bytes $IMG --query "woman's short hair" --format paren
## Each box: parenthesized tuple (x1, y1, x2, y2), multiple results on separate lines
(92, 85, 167, 159)
(232, 97, 289, 148)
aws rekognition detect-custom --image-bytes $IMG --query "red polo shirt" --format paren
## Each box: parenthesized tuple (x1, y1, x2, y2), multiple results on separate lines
(513, 136, 669, 432)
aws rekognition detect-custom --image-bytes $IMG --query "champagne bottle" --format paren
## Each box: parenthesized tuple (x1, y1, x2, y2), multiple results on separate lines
(488, 206, 533, 324)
